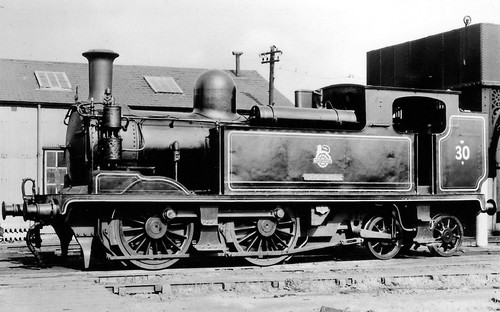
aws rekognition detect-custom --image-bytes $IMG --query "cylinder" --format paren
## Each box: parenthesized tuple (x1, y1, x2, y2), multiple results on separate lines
(82, 49, 119, 103)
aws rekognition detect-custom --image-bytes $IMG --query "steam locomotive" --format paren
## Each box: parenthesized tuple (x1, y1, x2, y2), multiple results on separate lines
(2, 50, 498, 270)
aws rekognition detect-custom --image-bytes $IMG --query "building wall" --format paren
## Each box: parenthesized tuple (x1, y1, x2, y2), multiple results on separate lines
(0, 106, 37, 203)
(0, 104, 67, 240)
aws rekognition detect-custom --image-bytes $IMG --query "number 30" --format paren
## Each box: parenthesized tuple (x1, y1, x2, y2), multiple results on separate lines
(455, 145, 470, 161)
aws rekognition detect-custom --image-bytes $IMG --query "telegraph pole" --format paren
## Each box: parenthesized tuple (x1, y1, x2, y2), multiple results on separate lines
(260, 45, 282, 106)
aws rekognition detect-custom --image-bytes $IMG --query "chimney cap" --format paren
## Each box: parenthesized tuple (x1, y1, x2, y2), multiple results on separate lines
(82, 49, 119, 59)
(232, 51, 243, 55)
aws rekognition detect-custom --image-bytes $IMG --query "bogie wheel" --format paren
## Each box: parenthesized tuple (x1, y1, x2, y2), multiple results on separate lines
(227, 208, 298, 266)
(110, 209, 194, 270)
(364, 215, 403, 260)
(427, 214, 463, 257)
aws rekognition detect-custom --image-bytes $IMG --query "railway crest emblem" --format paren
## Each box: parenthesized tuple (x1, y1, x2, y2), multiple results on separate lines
(313, 144, 332, 168)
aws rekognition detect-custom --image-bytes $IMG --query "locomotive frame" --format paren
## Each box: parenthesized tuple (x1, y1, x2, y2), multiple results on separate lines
(2, 49, 498, 270)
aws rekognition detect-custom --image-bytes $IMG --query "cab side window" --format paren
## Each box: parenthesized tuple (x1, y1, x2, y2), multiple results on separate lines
(393, 97, 446, 134)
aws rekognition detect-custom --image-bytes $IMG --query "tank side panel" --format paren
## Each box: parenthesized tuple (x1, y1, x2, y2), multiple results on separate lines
(224, 128, 413, 193)
(437, 115, 487, 192)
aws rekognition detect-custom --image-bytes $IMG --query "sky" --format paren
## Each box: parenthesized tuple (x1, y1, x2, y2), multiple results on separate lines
(1, 0, 500, 101)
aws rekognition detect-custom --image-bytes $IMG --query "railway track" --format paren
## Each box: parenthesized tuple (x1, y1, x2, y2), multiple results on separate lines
(95, 247, 500, 296)
(1, 238, 500, 311)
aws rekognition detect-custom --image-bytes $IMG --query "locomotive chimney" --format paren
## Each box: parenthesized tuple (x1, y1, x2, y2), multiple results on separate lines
(82, 49, 119, 103)
(232, 51, 243, 76)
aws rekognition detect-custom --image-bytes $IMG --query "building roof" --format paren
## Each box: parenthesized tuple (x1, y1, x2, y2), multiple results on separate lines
(0, 58, 292, 111)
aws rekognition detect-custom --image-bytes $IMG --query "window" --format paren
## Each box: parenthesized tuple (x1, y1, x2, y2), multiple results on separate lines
(144, 76, 183, 94)
(35, 71, 72, 90)
(44, 149, 67, 194)
(393, 97, 446, 134)
(320, 84, 366, 129)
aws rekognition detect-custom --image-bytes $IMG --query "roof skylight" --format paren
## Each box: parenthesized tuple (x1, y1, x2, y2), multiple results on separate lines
(35, 71, 72, 90)
(144, 76, 183, 94)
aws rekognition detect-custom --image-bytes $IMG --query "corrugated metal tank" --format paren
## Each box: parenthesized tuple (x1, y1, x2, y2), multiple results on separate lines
(367, 23, 500, 113)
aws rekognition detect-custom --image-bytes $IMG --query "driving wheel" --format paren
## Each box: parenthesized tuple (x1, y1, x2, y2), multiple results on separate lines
(110, 208, 193, 270)
(228, 208, 298, 266)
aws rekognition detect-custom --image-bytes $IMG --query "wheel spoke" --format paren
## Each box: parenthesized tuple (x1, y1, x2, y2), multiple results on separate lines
(246, 235, 259, 252)
(126, 232, 145, 245)
(276, 228, 293, 237)
(166, 229, 188, 240)
(235, 224, 258, 232)
(123, 226, 143, 232)
(274, 233, 288, 247)
(258, 238, 263, 252)
(268, 237, 278, 251)
(163, 235, 181, 251)
(134, 236, 149, 253)
(125, 218, 145, 226)
(237, 230, 257, 244)
(145, 241, 152, 255)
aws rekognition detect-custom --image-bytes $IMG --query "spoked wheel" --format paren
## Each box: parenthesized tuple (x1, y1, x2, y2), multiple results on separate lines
(427, 214, 463, 257)
(110, 209, 194, 270)
(364, 215, 403, 260)
(228, 208, 298, 266)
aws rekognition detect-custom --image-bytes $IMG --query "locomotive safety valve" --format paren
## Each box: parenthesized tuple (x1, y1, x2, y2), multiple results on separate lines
(162, 208, 177, 220)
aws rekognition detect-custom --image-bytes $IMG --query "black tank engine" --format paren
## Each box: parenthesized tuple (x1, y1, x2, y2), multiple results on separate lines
(2, 50, 497, 270)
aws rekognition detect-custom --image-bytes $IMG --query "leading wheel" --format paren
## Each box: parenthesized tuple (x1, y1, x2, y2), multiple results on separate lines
(364, 215, 403, 260)
(427, 214, 463, 257)
(110, 209, 194, 270)
(228, 208, 298, 266)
